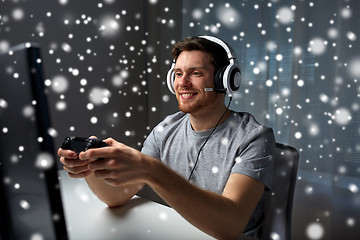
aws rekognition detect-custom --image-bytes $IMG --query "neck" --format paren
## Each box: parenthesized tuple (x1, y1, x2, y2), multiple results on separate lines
(189, 105, 230, 132)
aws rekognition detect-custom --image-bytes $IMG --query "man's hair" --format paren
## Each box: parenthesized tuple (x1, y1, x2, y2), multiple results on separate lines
(171, 37, 230, 71)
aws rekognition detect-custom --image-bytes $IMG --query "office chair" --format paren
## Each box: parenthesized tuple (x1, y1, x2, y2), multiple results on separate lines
(261, 142, 299, 240)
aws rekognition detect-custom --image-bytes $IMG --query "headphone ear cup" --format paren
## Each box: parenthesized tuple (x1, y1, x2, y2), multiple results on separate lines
(214, 67, 225, 90)
(227, 66, 241, 93)
(221, 63, 241, 95)
(166, 63, 176, 95)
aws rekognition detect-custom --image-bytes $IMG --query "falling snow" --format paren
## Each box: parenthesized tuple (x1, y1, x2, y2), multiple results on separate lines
(0, 0, 359, 239)
(35, 152, 54, 170)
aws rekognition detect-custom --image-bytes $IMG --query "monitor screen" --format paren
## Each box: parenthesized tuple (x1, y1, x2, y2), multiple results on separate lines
(0, 43, 68, 240)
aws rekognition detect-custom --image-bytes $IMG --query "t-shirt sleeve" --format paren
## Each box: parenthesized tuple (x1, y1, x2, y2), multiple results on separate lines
(231, 126, 275, 190)
(141, 127, 161, 160)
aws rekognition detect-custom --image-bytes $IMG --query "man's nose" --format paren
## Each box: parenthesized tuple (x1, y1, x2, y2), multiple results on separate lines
(176, 74, 192, 87)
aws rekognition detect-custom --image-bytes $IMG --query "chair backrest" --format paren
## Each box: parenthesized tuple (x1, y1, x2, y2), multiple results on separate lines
(261, 142, 299, 240)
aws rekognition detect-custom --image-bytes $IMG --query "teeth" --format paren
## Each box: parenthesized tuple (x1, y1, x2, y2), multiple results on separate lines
(182, 93, 193, 97)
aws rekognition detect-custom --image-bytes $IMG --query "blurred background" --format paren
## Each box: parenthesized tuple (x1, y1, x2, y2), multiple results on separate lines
(0, 0, 359, 239)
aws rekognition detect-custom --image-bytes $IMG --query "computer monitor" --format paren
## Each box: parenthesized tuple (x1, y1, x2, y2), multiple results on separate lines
(0, 43, 68, 239)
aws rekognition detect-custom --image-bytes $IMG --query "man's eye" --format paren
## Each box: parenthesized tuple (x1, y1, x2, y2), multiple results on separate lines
(192, 72, 200, 76)
(175, 72, 182, 77)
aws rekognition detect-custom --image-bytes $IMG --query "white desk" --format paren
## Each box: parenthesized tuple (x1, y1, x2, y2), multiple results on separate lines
(59, 171, 256, 240)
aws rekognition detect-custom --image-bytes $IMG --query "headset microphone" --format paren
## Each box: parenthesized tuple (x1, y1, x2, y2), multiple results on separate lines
(204, 88, 227, 93)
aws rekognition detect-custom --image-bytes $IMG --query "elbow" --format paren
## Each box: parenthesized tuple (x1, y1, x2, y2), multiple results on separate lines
(216, 232, 243, 240)
(106, 203, 125, 208)
(101, 197, 130, 208)
(212, 234, 238, 240)
(210, 227, 244, 240)
(211, 222, 246, 240)
(106, 202, 125, 208)
(106, 202, 127, 208)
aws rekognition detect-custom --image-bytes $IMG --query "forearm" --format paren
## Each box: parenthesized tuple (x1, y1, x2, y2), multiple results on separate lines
(73, 142, 259, 238)
(85, 172, 144, 208)
(146, 160, 249, 239)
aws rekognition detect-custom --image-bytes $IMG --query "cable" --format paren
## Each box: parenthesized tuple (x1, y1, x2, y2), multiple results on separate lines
(187, 96, 233, 181)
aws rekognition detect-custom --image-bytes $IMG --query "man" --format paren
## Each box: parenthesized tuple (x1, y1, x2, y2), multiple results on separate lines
(58, 36, 275, 239)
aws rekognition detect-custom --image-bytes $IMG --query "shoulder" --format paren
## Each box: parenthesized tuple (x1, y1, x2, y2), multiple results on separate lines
(231, 111, 259, 125)
(141, 112, 188, 156)
(230, 112, 271, 131)
(163, 111, 188, 125)
(228, 111, 275, 145)
(153, 111, 188, 132)
(148, 111, 189, 141)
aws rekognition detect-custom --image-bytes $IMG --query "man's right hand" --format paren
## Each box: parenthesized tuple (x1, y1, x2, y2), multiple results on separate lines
(58, 148, 93, 178)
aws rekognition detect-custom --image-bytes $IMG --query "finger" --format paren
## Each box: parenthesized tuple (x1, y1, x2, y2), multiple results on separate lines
(88, 158, 121, 170)
(62, 157, 90, 168)
(63, 164, 91, 175)
(58, 148, 78, 159)
(103, 137, 120, 146)
(59, 156, 66, 165)
(79, 147, 113, 161)
(66, 168, 93, 179)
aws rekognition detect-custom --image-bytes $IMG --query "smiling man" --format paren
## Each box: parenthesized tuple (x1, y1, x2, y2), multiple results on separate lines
(173, 49, 227, 131)
(58, 36, 275, 239)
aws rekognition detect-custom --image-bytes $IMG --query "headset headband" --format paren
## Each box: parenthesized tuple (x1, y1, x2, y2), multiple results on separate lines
(167, 36, 242, 96)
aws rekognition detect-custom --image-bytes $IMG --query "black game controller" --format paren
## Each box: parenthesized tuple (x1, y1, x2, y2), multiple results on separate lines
(61, 136, 108, 154)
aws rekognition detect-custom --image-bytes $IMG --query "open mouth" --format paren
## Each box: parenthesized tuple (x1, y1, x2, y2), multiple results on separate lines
(180, 92, 198, 99)
(182, 93, 195, 97)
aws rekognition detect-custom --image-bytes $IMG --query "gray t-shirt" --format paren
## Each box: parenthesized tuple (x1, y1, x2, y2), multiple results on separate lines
(141, 111, 275, 237)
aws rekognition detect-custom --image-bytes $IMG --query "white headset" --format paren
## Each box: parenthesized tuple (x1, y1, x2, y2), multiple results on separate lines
(166, 35, 242, 97)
